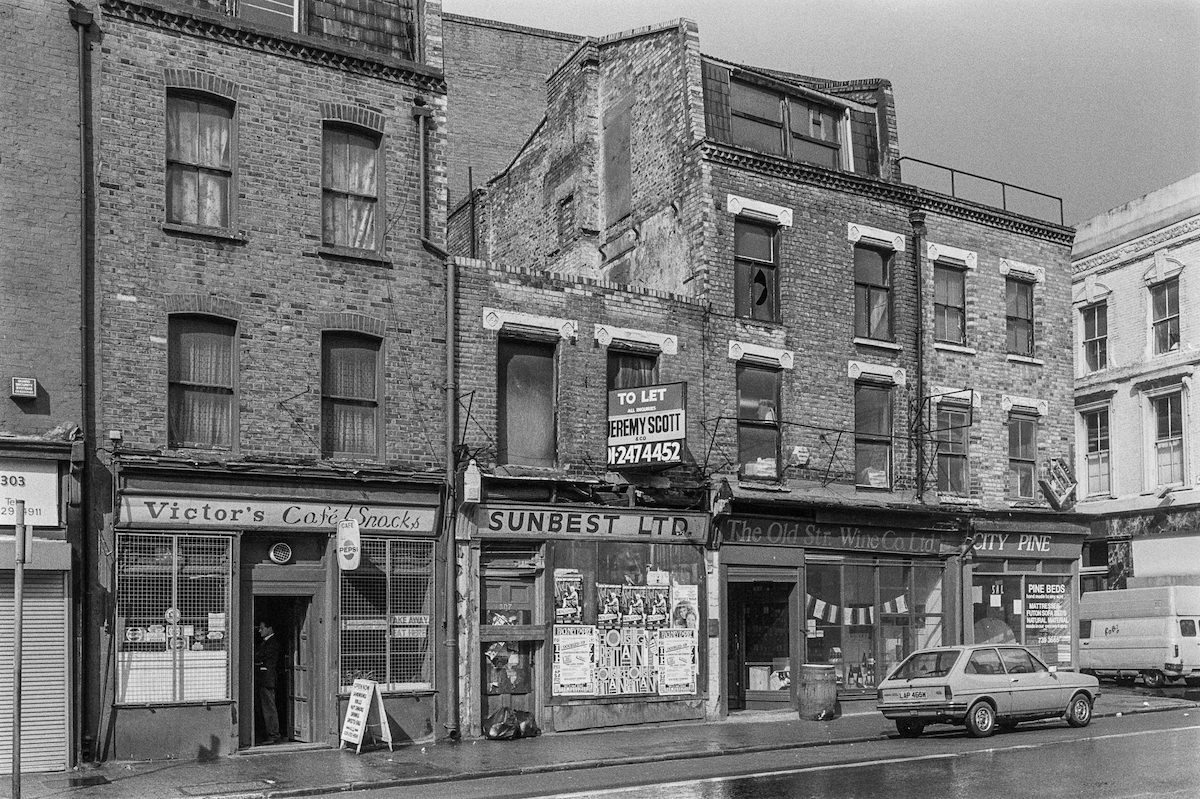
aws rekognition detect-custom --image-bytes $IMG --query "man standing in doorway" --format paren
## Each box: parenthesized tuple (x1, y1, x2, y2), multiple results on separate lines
(255, 620, 282, 744)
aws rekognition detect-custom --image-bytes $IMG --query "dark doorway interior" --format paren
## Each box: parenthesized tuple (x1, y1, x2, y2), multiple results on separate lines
(253, 595, 312, 745)
(727, 581, 794, 711)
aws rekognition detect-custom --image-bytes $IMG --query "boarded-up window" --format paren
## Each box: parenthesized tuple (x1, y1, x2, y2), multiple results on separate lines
(498, 339, 556, 467)
(603, 96, 632, 226)
(702, 61, 732, 141)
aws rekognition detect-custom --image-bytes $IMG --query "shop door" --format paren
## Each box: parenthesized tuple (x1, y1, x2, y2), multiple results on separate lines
(728, 581, 794, 711)
(254, 595, 313, 744)
(481, 572, 539, 722)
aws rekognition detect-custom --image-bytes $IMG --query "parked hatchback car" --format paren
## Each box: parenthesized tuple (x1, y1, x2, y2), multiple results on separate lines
(876, 644, 1100, 738)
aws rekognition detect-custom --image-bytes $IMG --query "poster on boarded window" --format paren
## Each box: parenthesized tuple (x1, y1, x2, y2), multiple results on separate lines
(552, 625, 596, 696)
(554, 569, 583, 623)
(1024, 577, 1072, 666)
(656, 628, 697, 695)
(595, 627, 654, 695)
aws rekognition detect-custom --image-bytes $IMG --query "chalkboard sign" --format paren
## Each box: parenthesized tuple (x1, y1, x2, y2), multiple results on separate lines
(339, 678, 393, 753)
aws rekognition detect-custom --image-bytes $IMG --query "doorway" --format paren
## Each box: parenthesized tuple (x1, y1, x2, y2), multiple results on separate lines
(252, 595, 313, 744)
(727, 581, 795, 711)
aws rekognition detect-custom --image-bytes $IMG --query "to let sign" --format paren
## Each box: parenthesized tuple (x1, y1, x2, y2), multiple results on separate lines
(607, 382, 686, 468)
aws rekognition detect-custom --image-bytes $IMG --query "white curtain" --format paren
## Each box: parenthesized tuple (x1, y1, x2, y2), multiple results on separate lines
(323, 334, 379, 455)
(169, 317, 234, 447)
(323, 128, 378, 249)
(167, 96, 231, 227)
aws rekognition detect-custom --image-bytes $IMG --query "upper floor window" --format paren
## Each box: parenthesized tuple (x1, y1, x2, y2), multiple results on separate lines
(1153, 391, 1184, 487)
(322, 332, 381, 459)
(729, 79, 841, 168)
(607, 350, 658, 391)
(734, 218, 779, 323)
(1151, 277, 1180, 354)
(1082, 303, 1108, 372)
(238, 0, 299, 32)
(855, 382, 892, 489)
(166, 93, 233, 229)
(498, 339, 556, 468)
(168, 315, 235, 449)
(934, 263, 966, 345)
(1082, 407, 1110, 497)
(1005, 278, 1035, 357)
(935, 405, 969, 496)
(854, 246, 893, 341)
(1007, 414, 1037, 499)
(323, 125, 380, 250)
(737, 364, 780, 480)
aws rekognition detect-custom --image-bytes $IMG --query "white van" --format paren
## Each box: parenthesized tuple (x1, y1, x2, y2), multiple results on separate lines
(1079, 586, 1200, 687)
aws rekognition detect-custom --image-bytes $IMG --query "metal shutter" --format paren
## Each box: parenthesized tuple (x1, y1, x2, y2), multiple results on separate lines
(0, 572, 71, 774)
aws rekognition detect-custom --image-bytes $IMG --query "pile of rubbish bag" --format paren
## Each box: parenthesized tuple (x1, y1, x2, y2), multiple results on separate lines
(483, 707, 541, 740)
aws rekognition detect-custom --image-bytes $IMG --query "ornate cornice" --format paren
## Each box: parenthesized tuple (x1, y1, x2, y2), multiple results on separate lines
(102, 0, 446, 93)
(699, 142, 1074, 246)
(1072, 216, 1200, 276)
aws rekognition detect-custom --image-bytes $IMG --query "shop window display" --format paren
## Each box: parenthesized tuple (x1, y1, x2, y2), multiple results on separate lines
(550, 541, 703, 698)
(805, 560, 944, 690)
(973, 572, 1072, 667)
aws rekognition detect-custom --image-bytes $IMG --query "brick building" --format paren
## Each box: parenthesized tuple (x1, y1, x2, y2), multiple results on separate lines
(1, 0, 92, 775)
(443, 17, 1086, 736)
(69, 0, 452, 763)
(1072, 173, 1200, 592)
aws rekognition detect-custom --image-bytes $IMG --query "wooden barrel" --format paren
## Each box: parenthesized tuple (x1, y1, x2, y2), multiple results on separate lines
(795, 664, 840, 720)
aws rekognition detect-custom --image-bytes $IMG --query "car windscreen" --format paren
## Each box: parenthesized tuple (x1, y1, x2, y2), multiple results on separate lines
(891, 650, 961, 680)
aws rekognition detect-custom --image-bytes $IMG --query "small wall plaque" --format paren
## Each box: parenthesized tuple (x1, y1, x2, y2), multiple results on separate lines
(11, 377, 37, 398)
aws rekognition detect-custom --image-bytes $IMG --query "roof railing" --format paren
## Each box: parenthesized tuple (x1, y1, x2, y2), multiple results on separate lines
(897, 156, 1065, 227)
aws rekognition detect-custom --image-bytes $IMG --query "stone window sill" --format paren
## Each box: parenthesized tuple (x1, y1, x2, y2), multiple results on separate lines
(316, 245, 391, 266)
(162, 222, 247, 244)
(1006, 354, 1045, 366)
(854, 337, 902, 352)
(934, 342, 977, 356)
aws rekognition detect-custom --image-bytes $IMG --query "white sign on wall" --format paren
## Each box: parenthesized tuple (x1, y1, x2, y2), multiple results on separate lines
(0, 458, 60, 527)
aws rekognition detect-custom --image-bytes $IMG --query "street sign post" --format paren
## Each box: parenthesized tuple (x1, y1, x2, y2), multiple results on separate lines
(11, 500, 27, 799)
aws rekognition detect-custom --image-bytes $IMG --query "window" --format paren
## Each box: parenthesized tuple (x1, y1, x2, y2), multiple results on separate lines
(1007, 414, 1037, 499)
(166, 93, 232, 228)
(1151, 278, 1180, 354)
(1083, 408, 1110, 496)
(607, 350, 658, 391)
(339, 538, 435, 691)
(1082, 303, 1108, 371)
(1153, 391, 1184, 486)
(115, 534, 232, 703)
(999, 647, 1046, 674)
(237, 0, 299, 32)
(322, 332, 381, 458)
(965, 648, 1003, 675)
(1181, 619, 1197, 638)
(854, 246, 893, 340)
(737, 364, 780, 479)
(734, 219, 779, 322)
(935, 406, 969, 495)
(934, 263, 966, 344)
(855, 382, 892, 488)
(168, 315, 235, 449)
(729, 79, 840, 167)
(323, 125, 380, 250)
(1006, 278, 1034, 356)
(498, 339, 556, 467)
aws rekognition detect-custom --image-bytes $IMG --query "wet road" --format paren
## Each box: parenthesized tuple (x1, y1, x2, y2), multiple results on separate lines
(365, 708, 1200, 799)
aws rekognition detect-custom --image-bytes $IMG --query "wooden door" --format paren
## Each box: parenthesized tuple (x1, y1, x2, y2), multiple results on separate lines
(289, 597, 312, 742)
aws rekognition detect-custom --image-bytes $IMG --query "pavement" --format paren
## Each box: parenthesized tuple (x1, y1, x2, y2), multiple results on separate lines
(9, 688, 1198, 799)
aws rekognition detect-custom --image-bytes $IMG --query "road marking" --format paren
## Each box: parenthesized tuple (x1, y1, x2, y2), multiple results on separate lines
(547, 724, 1200, 798)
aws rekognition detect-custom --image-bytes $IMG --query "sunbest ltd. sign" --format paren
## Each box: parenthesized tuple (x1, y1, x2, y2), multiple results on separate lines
(607, 382, 686, 468)
(717, 516, 955, 556)
(476, 504, 708, 543)
(120, 496, 437, 534)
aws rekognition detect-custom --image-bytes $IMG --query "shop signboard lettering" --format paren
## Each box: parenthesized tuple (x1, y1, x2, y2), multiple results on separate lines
(967, 531, 1081, 560)
(120, 496, 436, 534)
(1024, 577, 1072, 666)
(717, 516, 952, 555)
(477, 505, 707, 543)
(0, 458, 60, 527)
(607, 382, 686, 468)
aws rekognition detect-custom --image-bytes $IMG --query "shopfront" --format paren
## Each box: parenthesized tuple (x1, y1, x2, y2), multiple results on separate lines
(967, 518, 1087, 669)
(716, 511, 967, 707)
(106, 461, 443, 760)
(465, 503, 710, 734)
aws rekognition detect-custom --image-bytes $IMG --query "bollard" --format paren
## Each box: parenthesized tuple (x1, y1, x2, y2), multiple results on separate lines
(795, 664, 840, 720)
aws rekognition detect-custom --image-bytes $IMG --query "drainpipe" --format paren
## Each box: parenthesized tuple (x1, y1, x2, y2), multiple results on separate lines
(69, 1, 96, 764)
(413, 97, 460, 740)
(909, 209, 927, 502)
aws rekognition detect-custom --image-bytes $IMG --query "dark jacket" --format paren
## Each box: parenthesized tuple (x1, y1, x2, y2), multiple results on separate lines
(255, 633, 281, 689)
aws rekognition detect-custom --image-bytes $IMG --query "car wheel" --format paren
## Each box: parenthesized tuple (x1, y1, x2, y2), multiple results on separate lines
(1143, 670, 1166, 689)
(1066, 693, 1093, 728)
(895, 719, 925, 738)
(966, 701, 997, 738)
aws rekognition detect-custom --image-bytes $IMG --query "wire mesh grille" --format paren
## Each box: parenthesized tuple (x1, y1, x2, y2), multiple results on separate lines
(340, 538, 435, 690)
(115, 533, 232, 703)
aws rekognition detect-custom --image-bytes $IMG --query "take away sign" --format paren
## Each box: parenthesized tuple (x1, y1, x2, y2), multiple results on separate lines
(336, 519, 361, 570)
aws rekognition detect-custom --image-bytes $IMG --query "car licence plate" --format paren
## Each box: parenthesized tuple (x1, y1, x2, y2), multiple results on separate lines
(882, 686, 946, 703)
